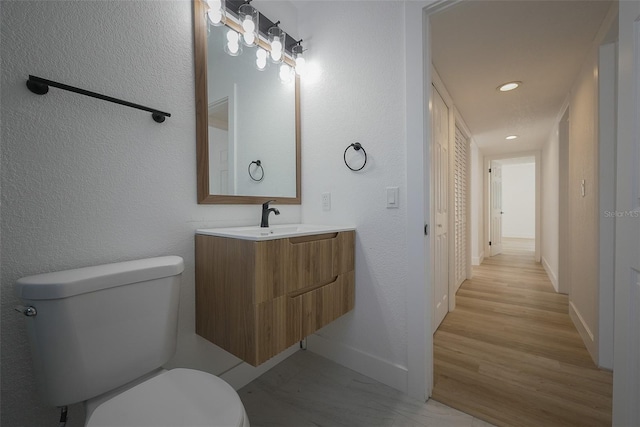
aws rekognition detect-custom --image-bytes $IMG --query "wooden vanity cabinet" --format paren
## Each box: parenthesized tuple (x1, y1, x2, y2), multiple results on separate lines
(195, 230, 355, 366)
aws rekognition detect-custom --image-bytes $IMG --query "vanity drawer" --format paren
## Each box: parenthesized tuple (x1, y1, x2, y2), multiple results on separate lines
(284, 231, 355, 293)
(288, 271, 355, 339)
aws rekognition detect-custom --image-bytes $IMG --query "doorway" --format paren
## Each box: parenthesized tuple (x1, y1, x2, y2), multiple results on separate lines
(488, 157, 537, 259)
(484, 153, 541, 263)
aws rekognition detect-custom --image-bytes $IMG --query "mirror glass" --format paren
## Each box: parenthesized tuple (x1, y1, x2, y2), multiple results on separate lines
(194, 1, 301, 204)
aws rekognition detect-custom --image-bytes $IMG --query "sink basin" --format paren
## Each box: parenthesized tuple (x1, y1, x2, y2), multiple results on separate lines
(196, 224, 355, 241)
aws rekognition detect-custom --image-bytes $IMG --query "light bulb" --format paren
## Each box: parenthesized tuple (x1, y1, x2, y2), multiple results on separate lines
(256, 57, 267, 70)
(268, 26, 285, 63)
(256, 48, 267, 60)
(207, 9, 223, 25)
(206, 0, 225, 26)
(271, 48, 282, 62)
(271, 37, 282, 52)
(224, 30, 242, 56)
(243, 32, 255, 46)
(279, 64, 292, 83)
(227, 30, 239, 43)
(228, 41, 239, 54)
(242, 17, 255, 33)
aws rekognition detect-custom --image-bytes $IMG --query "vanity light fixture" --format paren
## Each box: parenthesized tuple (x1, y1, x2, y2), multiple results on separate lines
(224, 29, 242, 56)
(207, 0, 302, 81)
(268, 23, 285, 63)
(292, 41, 305, 75)
(206, 0, 226, 26)
(505, 135, 518, 140)
(238, 1, 258, 47)
(498, 81, 521, 92)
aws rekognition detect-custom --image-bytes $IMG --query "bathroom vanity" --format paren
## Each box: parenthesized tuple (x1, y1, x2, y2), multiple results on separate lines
(195, 225, 355, 366)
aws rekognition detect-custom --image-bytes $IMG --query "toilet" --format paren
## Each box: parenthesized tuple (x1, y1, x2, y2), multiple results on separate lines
(14, 256, 249, 427)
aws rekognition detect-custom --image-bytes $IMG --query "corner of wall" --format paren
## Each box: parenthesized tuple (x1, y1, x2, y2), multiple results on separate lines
(569, 301, 598, 365)
(542, 256, 559, 292)
(306, 333, 408, 394)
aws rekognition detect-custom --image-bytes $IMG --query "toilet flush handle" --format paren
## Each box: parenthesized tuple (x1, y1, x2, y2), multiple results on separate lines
(15, 305, 37, 317)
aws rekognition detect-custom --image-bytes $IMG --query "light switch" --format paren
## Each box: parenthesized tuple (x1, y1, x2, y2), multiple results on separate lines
(386, 187, 399, 208)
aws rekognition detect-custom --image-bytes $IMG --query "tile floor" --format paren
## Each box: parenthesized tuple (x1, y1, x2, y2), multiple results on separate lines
(238, 350, 495, 427)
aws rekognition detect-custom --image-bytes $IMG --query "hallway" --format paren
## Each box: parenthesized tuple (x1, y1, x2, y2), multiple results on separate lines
(432, 238, 613, 426)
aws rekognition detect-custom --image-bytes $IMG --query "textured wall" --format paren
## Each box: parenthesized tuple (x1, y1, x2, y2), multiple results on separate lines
(297, 1, 409, 383)
(0, 1, 300, 426)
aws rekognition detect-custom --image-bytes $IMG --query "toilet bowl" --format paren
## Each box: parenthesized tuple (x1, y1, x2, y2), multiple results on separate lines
(14, 256, 250, 427)
(86, 369, 249, 427)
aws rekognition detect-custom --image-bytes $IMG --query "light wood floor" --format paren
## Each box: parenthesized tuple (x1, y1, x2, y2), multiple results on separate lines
(239, 350, 495, 426)
(432, 238, 613, 427)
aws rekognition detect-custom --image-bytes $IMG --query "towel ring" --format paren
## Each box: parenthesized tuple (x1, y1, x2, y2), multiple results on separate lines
(248, 160, 264, 182)
(344, 142, 367, 171)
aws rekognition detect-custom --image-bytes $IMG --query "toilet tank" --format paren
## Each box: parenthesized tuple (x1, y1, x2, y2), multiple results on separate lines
(14, 256, 184, 407)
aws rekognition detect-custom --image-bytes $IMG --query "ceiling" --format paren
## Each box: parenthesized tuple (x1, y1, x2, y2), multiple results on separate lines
(430, 0, 613, 156)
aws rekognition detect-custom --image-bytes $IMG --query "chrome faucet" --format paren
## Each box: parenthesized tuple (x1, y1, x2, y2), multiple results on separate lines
(260, 200, 280, 228)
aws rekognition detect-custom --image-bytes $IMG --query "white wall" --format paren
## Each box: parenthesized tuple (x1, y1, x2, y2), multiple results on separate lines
(542, 122, 560, 291)
(0, 2, 301, 426)
(296, 1, 410, 392)
(501, 163, 536, 239)
(470, 141, 484, 265)
(565, 4, 617, 365)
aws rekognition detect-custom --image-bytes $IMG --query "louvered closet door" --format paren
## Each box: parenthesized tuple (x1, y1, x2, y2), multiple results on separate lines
(453, 126, 468, 288)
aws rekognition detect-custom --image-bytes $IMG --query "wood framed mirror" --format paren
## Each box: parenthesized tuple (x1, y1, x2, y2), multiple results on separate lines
(193, 0, 301, 204)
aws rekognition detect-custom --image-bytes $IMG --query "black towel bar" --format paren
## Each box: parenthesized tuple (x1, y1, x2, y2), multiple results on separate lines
(26, 75, 171, 123)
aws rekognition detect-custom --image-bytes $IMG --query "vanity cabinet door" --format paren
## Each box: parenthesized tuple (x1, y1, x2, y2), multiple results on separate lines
(254, 296, 302, 365)
(296, 271, 355, 337)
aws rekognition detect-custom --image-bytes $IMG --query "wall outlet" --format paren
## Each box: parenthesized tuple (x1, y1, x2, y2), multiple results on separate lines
(322, 192, 331, 211)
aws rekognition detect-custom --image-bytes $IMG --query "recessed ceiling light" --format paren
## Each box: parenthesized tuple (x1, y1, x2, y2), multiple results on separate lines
(498, 81, 521, 92)
(505, 135, 518, 140)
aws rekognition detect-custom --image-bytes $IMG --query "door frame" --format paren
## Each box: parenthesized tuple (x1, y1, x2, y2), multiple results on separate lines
(404, 0, 460, 401)
(612, 2, 640, 424)
(484, 151, 542, 262)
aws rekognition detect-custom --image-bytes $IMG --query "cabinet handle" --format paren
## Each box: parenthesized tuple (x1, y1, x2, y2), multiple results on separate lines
(288, 276, 340, 298)
(289, 232, 338, 244)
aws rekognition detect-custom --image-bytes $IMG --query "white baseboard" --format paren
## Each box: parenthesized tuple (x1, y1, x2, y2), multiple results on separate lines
(220, 344, 299, 391)
(472, 251, 484, 266)
(306, 333, 408, 393)
(569, 301, 597, 365)
(541, 256, 558, 292)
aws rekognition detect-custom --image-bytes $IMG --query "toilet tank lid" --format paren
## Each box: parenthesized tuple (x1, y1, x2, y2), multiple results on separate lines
(15, 256, 184, 300)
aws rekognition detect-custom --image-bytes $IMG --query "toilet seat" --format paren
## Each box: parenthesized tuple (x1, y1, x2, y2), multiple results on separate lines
(86, 368, 247, 427)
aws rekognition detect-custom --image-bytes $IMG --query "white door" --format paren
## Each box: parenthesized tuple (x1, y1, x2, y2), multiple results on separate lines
(208, 98, 230, 194)
(453, 126, 469, 290)
(490, 162, 503, 256)
(432, 86, 449, 332)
